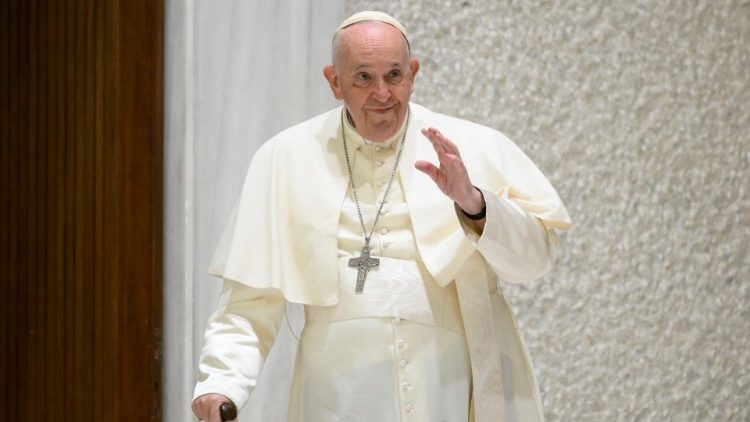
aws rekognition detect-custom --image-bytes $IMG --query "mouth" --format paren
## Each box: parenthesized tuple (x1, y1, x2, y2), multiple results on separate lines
(367, 104, 396, 114)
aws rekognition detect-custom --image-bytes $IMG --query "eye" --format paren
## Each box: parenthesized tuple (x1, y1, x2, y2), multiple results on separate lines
(387, 69, 404, 83)
(354, 72, 371, 86)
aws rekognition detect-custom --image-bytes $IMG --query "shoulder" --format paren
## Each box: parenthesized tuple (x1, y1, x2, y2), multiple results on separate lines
(410, 103, 516, 155)
(254, 107, 341, 160)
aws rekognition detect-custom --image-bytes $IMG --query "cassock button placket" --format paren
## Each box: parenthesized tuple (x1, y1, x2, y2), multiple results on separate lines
(394, 318, 415, 419)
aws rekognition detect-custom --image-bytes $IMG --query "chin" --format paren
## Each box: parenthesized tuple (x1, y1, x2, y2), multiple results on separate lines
(367, 115, 401, 140)
(369, 123, 398, 141)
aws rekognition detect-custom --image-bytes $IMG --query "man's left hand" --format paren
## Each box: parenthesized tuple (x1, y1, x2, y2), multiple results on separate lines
(415, 127, 485, 216)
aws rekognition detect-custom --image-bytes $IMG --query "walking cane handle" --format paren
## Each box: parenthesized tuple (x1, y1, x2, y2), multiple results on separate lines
(219, 402, 237, 421)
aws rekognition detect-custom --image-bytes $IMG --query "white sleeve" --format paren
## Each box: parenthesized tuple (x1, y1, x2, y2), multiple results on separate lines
(456, 187, 558, 284)
(193, 279, 286, 409)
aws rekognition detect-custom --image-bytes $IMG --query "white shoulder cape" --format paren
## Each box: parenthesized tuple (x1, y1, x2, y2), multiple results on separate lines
(209, 103, 571, 305)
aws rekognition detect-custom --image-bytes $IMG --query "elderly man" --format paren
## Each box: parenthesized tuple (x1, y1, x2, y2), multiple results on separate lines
(192, 11, 570, 422)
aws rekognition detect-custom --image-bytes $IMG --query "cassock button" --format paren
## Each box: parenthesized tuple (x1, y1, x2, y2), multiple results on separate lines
(397, 339, 406, 348)
(401, 381, 410, 391)
(393, 317, 401, 324)
(376, 160, 384, 167)
(399, 359, 408, 368)
(375, 145, 382, 152)
(405, 404, 414, 412)
(380, 227, 389, 234)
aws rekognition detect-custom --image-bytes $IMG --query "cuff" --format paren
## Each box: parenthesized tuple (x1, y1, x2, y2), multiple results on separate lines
(454, 202, 483, 243)
(193, 377, 249, 413)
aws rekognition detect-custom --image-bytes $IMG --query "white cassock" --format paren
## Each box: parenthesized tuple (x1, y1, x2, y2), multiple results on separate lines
(194, 103, 572, 422)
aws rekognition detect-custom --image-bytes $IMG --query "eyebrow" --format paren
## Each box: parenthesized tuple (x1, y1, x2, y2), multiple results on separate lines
(354, 62, 403, 71)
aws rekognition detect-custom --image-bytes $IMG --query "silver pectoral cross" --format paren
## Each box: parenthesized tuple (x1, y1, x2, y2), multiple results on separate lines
(348, 243, 380, 294)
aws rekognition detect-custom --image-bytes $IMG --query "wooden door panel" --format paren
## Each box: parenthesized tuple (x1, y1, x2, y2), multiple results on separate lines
(0, 0, 163, 420)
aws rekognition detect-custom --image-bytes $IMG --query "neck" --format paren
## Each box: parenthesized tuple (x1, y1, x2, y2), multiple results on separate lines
(344, 107, 409, 146)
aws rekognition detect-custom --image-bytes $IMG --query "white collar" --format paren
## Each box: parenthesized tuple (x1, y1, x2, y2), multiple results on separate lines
(342, 108, 408, 150)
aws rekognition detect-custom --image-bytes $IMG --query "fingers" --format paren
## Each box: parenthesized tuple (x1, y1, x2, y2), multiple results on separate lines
(420, 127, 461, 157)
(209, 404, 222, 422)
(192, 394, 232, 422)
(414, 160, 439, 182)
(417, 127, 476, 204)
(417, 127, 470, 182)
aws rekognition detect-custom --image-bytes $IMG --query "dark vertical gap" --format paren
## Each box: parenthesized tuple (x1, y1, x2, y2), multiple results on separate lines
(93, 0, 106, 419)
(102, 1, 120, 419)
(8, 0, 22, 418)
(25, 0, 40, 418)
(73, 0, 87, 418)
(52, 0, 68, 418)
(0, 0, 10, 417)
(35, 0, 49, 418)
(19, 0, 32, 413)
(119, 0, 135, 416)
(83, 0, 96, 417)
(63, 0, 77, 418)
(105, 0, 120, 418)
(43, 0, 59, 418)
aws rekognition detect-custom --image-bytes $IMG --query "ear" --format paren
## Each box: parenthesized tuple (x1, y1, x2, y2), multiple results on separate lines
(409, 58, 420, 78)
(408, 58, 420, 93)
(323, 65, 343, 100)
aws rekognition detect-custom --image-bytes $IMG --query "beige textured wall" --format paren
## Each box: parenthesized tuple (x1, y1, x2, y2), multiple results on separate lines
(346, 1, 749, 420)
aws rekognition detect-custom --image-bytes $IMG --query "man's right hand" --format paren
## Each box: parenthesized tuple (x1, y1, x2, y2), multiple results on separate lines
(191, 393, 234, 422)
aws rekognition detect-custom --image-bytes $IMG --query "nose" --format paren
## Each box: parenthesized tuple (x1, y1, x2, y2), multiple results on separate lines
(372, 79, 391, 102)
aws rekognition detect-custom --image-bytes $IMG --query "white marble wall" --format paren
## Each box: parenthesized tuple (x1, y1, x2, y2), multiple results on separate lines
(164, 1, 345, 420)
(344, 0, 749, 420)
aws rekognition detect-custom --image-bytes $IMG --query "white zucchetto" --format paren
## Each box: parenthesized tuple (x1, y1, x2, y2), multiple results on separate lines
(335, 10, 409, 42)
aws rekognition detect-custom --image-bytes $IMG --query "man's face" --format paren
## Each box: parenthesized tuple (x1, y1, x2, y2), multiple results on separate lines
(324, 22, 419, 142)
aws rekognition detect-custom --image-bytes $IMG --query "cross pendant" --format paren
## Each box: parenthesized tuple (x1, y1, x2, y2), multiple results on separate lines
(348, 244, 380, 294)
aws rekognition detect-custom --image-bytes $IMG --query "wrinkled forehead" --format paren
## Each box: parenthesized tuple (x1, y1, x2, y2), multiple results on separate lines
(334, 10, 411, 51)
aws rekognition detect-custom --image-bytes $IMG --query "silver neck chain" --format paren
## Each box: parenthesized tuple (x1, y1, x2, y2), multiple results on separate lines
(341, 107, 410, 249)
